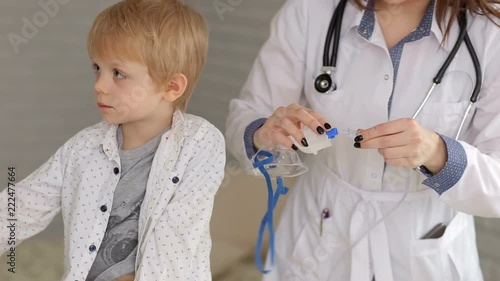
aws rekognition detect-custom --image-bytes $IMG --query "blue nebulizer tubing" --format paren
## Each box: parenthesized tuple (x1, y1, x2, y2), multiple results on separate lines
(252, 150, 289, 273)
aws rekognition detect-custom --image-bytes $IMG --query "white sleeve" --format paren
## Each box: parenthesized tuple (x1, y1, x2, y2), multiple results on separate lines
(225, 0, 309, 170)
(0, 136, 76, 255)
(440, 42, 500, 217)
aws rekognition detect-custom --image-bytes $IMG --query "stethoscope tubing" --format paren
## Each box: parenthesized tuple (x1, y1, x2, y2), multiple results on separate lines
(411, 9, 482, 140)
(320, 3, 482, 140)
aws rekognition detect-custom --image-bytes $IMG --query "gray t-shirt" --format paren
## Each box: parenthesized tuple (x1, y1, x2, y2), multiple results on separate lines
(86, 125, 169, 281)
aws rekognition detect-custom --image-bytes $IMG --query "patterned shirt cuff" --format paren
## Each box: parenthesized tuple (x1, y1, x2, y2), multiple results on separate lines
(422, 134, 467, 195)
(244, 118, 267, 159)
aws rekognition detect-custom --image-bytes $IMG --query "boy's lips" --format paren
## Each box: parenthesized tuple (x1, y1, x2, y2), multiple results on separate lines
(97, 103, 113, 108)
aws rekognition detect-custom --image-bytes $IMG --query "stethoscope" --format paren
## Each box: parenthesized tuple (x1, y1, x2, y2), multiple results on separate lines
(314, 0, 482, 140)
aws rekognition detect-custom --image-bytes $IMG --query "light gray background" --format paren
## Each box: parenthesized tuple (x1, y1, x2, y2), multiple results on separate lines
(0, 0, 499, 280)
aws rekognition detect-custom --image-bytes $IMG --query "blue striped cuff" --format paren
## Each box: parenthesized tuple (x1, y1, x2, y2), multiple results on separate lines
(422, 134, 467, 195)
(244, 118, 268, 159)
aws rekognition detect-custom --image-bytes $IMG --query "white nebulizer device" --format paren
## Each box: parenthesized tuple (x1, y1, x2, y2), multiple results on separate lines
(291, 126, 357, 155)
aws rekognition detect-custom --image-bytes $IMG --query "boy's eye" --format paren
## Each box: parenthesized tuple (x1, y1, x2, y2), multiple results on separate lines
(92, 64, 100, 73)
(113, 69, 126, 79)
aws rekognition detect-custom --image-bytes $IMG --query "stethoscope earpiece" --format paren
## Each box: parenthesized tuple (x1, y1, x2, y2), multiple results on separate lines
(315, 73, 335, 93)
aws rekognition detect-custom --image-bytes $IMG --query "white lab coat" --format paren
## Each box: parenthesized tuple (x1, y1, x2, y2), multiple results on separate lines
(225, 0, 500, 280)
(0, 110, 226, 281)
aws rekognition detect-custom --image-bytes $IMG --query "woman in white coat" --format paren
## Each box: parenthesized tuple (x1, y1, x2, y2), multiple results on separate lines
(226, 0, 500, 280)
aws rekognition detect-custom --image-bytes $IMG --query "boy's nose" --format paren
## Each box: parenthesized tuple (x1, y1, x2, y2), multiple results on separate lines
(94, 77, 110, 95)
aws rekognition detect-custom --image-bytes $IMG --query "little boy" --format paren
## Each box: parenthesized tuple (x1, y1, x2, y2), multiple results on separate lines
(0, 0, 226, 280)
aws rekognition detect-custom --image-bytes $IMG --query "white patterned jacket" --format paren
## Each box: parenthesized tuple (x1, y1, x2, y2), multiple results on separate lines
(0, 109, 226, 281)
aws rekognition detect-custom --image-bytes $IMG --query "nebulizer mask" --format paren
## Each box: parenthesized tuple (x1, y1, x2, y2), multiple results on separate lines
(251, 126, 351, 273)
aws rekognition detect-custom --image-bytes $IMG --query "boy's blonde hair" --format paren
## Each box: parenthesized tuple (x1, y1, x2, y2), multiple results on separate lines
(87, 0, 208, 111)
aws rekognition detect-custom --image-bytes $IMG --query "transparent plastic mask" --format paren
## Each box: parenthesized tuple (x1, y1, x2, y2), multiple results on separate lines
(251, 145, 308, 178)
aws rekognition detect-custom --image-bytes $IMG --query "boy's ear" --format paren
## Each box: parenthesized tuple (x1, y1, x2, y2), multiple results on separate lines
(163, 73, 188, 103)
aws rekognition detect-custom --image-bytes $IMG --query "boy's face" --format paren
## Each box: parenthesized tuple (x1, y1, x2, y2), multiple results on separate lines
(92, 57, 168, 125)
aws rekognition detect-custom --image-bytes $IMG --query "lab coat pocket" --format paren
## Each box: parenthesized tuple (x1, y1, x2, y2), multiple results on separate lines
(410, 212, 483, 281)
(418, 100, 471, 138)
(289, 215, 344, 281)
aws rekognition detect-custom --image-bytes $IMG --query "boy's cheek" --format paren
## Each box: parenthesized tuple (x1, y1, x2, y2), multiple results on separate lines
(130, 87, 148, 105)
(141, 76, 157, 92)
(112, 102, 132, 119)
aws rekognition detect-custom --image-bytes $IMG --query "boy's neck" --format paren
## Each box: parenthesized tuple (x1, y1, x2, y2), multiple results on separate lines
(120, 109, 174, 150)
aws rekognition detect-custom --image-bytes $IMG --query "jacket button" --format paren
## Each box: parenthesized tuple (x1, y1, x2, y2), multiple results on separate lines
(172, 176, 179, 184)
(114, 167, 119, 174)
(100, 205, 107, 212)
(89, 245, 96, 252)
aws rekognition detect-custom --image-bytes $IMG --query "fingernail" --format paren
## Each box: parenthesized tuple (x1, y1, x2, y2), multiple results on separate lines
(354, 142, 361, 148)
(316, 126, 325, 134)
(301, 138, 309, 147)
(291, 144, 298, 150)
(324, 123, 332, 130)
(354, 135, 364, 142)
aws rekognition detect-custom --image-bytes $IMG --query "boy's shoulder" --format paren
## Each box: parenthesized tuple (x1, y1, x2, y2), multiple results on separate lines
(182, 112, 218, 130)
(181, 112, 224, 143)
(179, 113, 225, 164)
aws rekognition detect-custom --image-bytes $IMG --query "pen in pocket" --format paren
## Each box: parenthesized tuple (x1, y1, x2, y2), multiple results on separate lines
(320, 208, 330, 237)
(421, 223, 447, 239)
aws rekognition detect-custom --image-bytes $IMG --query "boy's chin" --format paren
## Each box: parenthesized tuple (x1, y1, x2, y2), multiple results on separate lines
(100, 116, 122, 125)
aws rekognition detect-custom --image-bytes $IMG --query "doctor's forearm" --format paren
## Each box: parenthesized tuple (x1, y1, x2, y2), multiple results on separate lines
(422, 133, 448, 174)
(422, 134, 467, 195)
(244, 118, 267, 158)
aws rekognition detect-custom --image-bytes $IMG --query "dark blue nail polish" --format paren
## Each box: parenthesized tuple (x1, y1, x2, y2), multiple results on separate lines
(301, 138, 309, 147)
(317, 126, 325, 134)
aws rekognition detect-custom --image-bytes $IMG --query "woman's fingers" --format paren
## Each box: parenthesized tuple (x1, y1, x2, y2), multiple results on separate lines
(277, 117, 305, 146)
(378, 144, 426, 167)
(254, 125, 295, 150)
(254, 103, 331, 151)
(358, 118, 416, 143)
(288, 104, 328, 134)
(356, 118, 445, 171)
(359, 130, 417, 149)
(271, 128, 297, 150)
(304, 108, 329, 133)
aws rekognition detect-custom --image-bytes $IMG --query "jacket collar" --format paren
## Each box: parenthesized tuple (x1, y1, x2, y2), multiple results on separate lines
(342, 0, 456, 53)
(85, 109, 186, 160)
(430, 4, 460, 53)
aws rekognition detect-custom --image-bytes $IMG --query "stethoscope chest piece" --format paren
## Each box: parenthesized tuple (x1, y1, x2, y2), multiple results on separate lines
(315, 66, 337, 93)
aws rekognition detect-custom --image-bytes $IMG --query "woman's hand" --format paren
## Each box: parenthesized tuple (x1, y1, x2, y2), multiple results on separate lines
(253, 103, 331, 150)
(355, 118, 447, 174)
